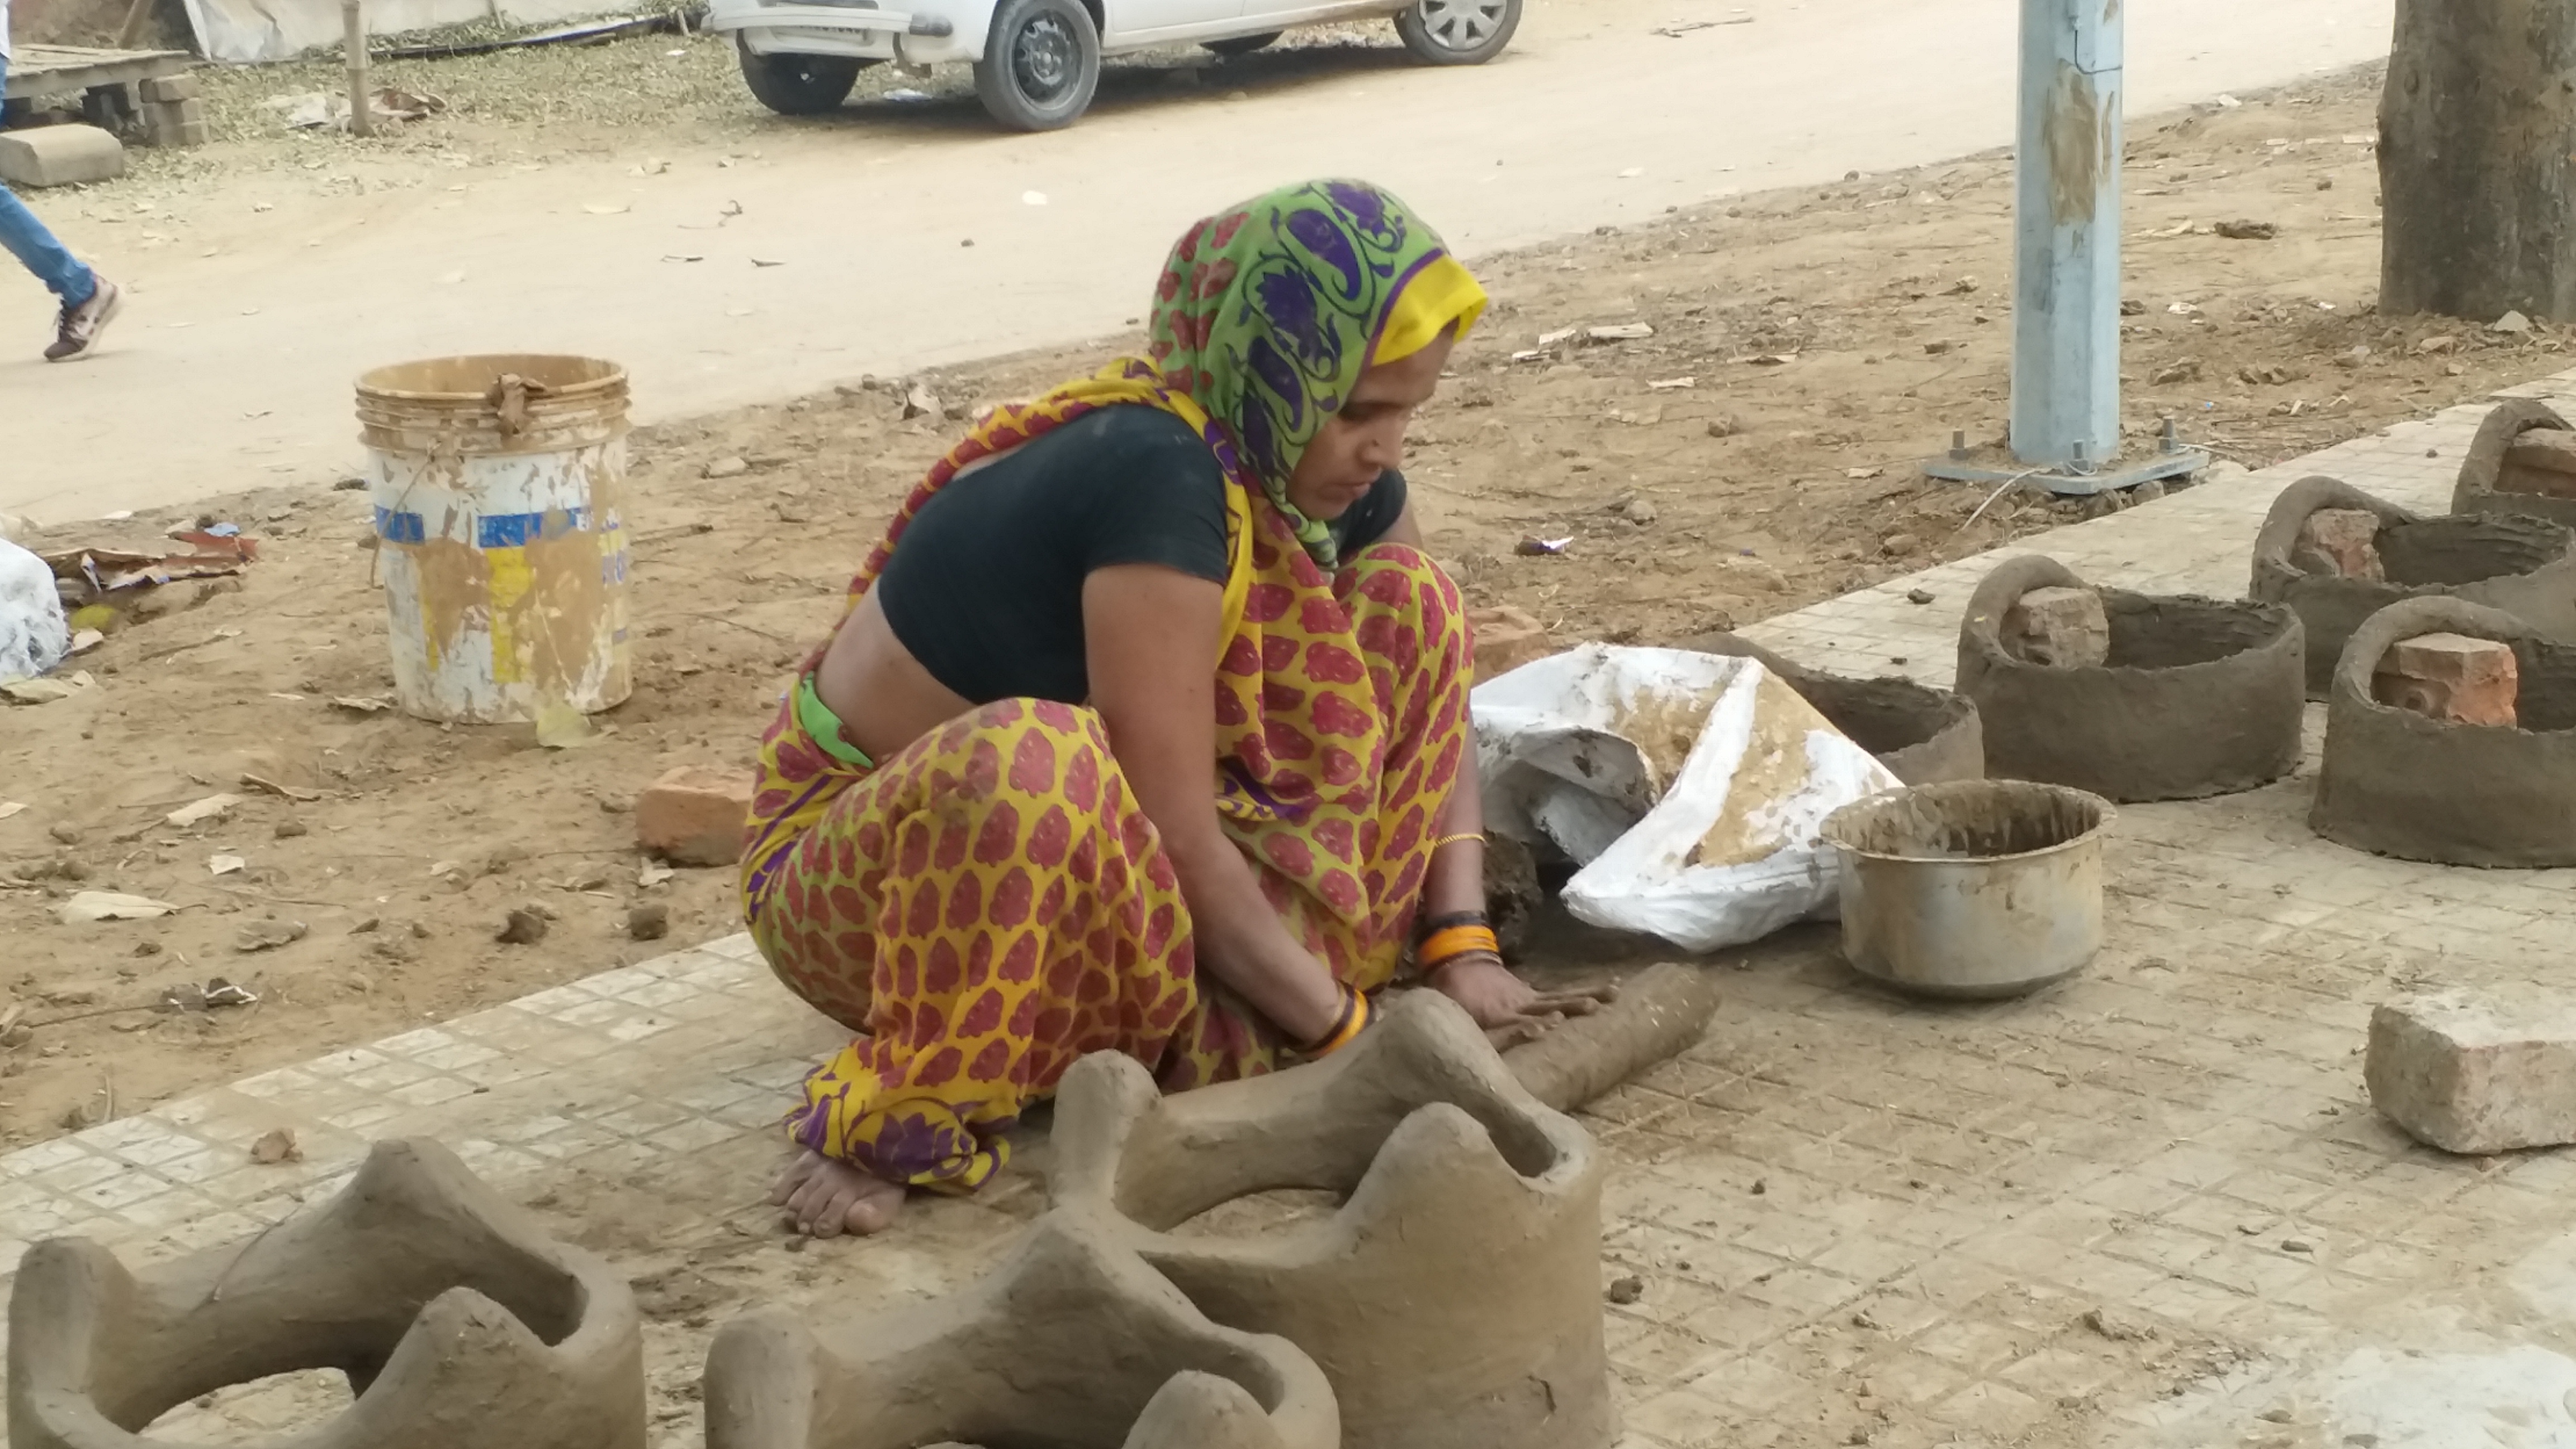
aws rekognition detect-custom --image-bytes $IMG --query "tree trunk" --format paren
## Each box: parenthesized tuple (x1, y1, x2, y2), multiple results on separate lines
(2381, 0, 2576, 323)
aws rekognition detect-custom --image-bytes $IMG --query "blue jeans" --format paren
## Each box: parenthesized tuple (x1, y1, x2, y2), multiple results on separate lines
(0, 63, 100, 309)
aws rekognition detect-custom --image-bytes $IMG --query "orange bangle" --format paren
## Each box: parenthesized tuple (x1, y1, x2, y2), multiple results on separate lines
(1308, 985, 1371, 1057)
(1419, 924, 1500, 970)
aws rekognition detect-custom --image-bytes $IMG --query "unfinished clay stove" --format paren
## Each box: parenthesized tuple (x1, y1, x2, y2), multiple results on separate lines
(2455, 399, 2576, 530)
(1051, 989, 1611, 1449)
(1684, 632, 1986, 784)
(1955, 556, 2304, 801)
(2252, 475, 2576, 695)
(2312, 596, 2576, 866)
(8, 1138, 645, 1449)
(703, 1214, 1336, 1449)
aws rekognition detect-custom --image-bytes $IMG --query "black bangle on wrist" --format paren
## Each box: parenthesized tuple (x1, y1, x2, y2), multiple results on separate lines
(1418, 910, 1490, 937)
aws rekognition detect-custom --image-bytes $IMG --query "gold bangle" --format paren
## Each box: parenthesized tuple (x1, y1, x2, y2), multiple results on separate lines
(1419, 924, 1500, 970)
(1308, 986, 1371, 1057)
(1432, 832, 1485, 851)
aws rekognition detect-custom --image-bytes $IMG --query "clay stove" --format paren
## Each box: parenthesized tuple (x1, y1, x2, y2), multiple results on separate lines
(2313, 596, 2576, 866)
(8, 1139, 645, 1449)
(1956, 555, 2304, 802)
(703, 1214, 1336, 1449)
(1049, 990, 1612, 1449)
(2454, 399, 2576, 531)
(2252, 475, 2576, 695)
(1685, 632, 1986, 784)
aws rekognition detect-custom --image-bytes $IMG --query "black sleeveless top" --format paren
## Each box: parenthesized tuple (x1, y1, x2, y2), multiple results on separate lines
(875, 405, 1408, 704)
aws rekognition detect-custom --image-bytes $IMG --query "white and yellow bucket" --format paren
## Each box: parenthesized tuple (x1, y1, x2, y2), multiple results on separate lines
(356, 354, 633, 724)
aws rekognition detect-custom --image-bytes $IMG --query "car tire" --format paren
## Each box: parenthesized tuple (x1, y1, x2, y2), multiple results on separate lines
(974, 0, 1102, 131)
(1202, 30, 1281, 55)
(737, 39, 869, 115)
(1394, 0, 1519, 64)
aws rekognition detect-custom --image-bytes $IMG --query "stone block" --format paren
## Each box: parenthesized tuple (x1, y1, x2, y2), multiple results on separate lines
(139, 73, 201, 102)
(2367, 990, 2576, 1153)
(2372, 631, 2518, 727)
(2500, 429, 2576, 500)
(0, 124, 125, 188)
(637, 765, 754, 866)
(144, 98, 209, 147)
(1998, 585, 2109, 669)
(2290, 506, 2386, 581)
(1466, 604, 1552, 682)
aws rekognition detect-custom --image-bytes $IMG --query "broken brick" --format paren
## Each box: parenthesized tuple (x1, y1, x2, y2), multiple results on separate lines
(2290, 507, 2386, 581)
(2371, 631, 2518, 727)
(1467, 605, 1554, 683)
(2499, 429, 2576, 500)
(636, 765, 754, 866)
(2367, 989, 2576, 1153)
(1999, 586, 2109, 669)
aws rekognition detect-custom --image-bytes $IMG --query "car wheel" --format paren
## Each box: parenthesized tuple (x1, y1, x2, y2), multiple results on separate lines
(737, 39, 870, 115)
(1394, 0, 1519, 64)
(1203, 30, 1281, 56)
(974, 0, 1102, 131)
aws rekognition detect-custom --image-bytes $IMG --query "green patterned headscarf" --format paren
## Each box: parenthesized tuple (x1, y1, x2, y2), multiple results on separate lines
(1147, 179, 1485, 568)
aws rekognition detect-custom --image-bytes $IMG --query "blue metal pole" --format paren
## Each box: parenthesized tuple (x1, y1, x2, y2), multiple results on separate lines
(2010, 0, 2123, 467)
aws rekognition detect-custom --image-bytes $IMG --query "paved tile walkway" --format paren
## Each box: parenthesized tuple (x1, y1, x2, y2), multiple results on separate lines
(10, 375, 2576, 1448)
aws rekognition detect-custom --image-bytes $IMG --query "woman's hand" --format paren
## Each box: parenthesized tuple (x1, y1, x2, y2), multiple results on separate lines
(1427, 952, 1616, 1048)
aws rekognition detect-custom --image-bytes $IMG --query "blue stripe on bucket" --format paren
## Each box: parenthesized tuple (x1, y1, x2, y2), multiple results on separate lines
(477, 509, 589, 548)
(374, 508, 426, 545)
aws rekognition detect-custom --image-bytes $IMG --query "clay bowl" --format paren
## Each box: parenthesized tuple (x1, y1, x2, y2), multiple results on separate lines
(1822, 779, 2113, 1000)
(2252, 474, 2576, 695)
(1956, 556, 2304, 802)
(2313, 596, 2576, 867)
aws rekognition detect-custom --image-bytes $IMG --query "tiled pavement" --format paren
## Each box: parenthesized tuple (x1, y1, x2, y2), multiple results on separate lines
(10, 376, 2576, 1447)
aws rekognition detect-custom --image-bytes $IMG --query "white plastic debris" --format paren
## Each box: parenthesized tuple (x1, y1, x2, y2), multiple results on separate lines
(1475, 646, 1898, 951)
(0, 537, 69, 684)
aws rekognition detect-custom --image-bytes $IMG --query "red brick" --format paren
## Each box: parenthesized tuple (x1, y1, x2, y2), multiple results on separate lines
(2000, 586, 2109, 669)
(636, 765, 755, 866)
(2499, 430, 2576, 500)
(2291, 508, 2385, 581)
(1468, 605, 1554, 683)
(2373, 632, 2518, 727)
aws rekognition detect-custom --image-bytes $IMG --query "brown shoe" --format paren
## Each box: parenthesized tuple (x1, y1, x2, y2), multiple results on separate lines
(44, 277, 122, 362)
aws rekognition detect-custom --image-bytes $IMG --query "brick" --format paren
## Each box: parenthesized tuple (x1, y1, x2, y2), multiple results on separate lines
(1998, 585, 2109, 669)
(2499, 429, 2576, 499)
(139, 74, 201, 102)
(2289, 507, 2386, 581)
(2366, 990, 2576, 1153)
(1467, 604, 1554, 682)
(636, 766, 754, 867)
(0, 124, 125, 188)
(144, 99, 209, 148)
(2371, 631, 2517, 727)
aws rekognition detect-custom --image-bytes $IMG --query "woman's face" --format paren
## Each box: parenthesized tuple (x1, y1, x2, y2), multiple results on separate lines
(1283, 332, 1456, 521)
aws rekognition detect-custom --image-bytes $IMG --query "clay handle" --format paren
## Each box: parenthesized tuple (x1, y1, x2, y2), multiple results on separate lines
(1957, 554, 2086, 664)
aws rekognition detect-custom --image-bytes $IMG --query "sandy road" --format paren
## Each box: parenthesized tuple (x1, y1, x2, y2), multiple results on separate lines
(2, 0, 2390, 520)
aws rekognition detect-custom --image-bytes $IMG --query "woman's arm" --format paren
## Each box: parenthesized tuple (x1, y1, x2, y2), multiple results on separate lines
(1084, 563, 1347, 1045)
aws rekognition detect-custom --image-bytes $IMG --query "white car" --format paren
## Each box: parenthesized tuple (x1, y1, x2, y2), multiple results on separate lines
(702, 0, 1520, 131)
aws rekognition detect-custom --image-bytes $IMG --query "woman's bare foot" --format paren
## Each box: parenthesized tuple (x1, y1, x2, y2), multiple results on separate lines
(770, 1149, 906, 1238)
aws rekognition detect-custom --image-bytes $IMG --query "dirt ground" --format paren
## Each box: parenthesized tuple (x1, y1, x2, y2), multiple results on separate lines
(0, 60, 2558, 1150)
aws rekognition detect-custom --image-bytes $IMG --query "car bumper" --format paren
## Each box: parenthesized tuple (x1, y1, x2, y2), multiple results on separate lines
(705, 0, 984, 63)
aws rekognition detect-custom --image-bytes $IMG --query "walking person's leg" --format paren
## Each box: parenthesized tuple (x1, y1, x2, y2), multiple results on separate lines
(0, 64, 122, 360)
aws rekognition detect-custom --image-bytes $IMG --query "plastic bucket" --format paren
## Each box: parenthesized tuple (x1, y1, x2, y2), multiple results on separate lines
(1820, 780, 2113, 999)
(357, 354, 632, 724)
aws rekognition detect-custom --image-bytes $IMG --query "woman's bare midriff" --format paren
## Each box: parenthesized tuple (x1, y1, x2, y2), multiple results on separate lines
(811, 591, 972, 767)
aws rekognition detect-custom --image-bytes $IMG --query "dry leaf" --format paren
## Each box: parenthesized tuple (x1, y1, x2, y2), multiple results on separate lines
(1586, 323, 1655, 342)
(1647, 377, 1697, 390)
(0, 801, 23, 820)
(209, 854, 246, 876)
(241, 773, 320, 802)
(330, 695, 392, 713)
(638, 861, 675, 887)
(250, 1127, 302, 1164)
(535, 703, 599, 750)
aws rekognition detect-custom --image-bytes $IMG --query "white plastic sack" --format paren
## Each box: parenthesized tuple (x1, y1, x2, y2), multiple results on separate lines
(0, 538, 69, 685)
(1475, 645, 1900, 951)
